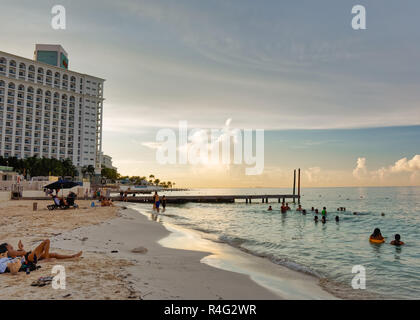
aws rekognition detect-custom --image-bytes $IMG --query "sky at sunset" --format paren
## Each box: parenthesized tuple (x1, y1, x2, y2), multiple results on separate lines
(1, 0, 419, 187)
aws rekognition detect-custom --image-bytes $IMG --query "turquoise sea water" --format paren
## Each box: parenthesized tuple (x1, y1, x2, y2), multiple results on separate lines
(131, 187, 420, 299)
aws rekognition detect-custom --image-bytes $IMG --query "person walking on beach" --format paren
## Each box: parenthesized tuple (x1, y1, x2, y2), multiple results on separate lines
(153, 192, 160, 213)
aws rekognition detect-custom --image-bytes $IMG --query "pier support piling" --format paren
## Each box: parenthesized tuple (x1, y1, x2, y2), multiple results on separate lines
(293, 169, 296, 204)
(298, 168, 301, 204)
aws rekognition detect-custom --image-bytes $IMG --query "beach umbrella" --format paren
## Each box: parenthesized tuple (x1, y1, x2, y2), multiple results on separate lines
(45, 179, 79, 198)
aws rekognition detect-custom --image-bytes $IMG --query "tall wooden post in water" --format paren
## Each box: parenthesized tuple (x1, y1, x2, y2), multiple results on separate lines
(298, 168, 301, 204)
(293, 169, 296, 203)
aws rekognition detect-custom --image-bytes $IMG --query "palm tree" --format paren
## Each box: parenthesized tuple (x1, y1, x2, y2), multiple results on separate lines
(154, 178, 160, 186)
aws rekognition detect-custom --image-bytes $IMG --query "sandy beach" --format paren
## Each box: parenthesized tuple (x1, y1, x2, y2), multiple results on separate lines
(0, 199, 336, 300)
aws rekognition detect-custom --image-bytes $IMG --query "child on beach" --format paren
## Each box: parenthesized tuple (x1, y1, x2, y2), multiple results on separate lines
(321, 207, 327, 216)
(268, 206, 272, 211)
(390, 234, 405, 246)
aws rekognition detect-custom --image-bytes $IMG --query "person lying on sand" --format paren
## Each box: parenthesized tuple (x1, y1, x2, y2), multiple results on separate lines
(0, 245, 28, 275)
(0, 239, 82, 262)
(101, 198, 114, 207)
(0, 256, 24, 275)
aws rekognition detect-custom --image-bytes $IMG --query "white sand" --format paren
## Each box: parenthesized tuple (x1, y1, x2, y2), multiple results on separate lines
(1, 200, 337, 299)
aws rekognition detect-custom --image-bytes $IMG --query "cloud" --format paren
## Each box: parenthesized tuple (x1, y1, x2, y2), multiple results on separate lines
(304, 167, 321, 182)
(352, 157, 368, 179)
(389, 155, 420, 173)
(141, 141, 164, 150)
(353, 155, 420, 183)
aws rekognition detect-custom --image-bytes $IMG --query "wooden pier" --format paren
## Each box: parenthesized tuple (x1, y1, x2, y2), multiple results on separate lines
(111, 194, 300, 204)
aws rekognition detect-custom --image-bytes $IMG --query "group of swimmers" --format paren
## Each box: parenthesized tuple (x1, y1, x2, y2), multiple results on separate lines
(370, 228, 405, 246)
(0, 239, 82, 275)
(268, 203, 336, 223)
(267, 203, 406, 246)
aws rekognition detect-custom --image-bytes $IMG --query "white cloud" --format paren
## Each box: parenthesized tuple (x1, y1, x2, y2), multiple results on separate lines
(304, 167, 321, 182)
(352, 157, 368, 179)
(353, 155, 420, 183)
(141, 141, 164, 150)
(389, 155, 420, 173)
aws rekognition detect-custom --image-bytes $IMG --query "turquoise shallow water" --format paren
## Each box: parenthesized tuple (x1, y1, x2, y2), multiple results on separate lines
(132, 187, 420, 299)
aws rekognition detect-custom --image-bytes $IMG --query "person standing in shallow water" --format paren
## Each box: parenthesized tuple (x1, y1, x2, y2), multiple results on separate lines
(321, 207, 327, 216)
(153, 192, 160, 214)
(161, 195, 167, 212)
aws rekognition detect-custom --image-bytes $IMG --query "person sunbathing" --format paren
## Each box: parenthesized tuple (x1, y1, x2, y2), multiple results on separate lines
(0, 239, 82, 262)
(0, 256, 23, 275)
(101, 198, 114, 207)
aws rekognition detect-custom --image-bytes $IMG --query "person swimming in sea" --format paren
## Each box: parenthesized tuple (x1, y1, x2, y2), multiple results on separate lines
(302, 209, 307, 215)
(281, 202, 287, 213)
(390, 234, 405, 246)
(268, 206, 272, 211)
(335, 216, 339, 222)
(370, 228, 384, 241)
(314, 216, 319, 223)
(315, 209, 319, 214)
(311, 207, 314, 212)
(297, 205, 302, 212)
(321, 216, 326, 224)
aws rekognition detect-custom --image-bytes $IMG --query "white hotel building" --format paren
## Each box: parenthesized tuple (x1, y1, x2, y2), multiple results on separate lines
(0, 45, 105, 169)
